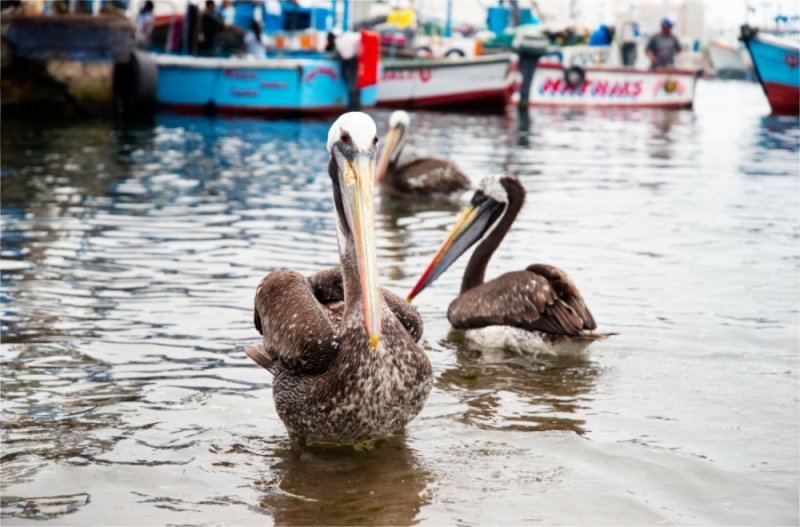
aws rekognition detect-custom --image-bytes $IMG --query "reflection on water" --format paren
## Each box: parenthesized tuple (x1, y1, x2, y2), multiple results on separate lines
(377, 197, 464, 282)
(259, 438, 430, 526)
(438, 337, 599, 435)
(1, 81, 798, 525)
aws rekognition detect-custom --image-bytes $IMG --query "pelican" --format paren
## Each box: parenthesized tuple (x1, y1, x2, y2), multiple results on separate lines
(407, 174, 611, 357)
(376, 110, 471, 198)
(245, 113, 432, 445)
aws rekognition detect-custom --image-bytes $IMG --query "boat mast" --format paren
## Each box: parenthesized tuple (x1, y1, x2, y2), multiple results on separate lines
(444, 0, 453, 37)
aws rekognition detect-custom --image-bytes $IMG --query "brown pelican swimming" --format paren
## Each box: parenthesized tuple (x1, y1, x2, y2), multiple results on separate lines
(376, 110, 471, 198)
(407, 174, 610, 357)
(245, 113, 432, 445)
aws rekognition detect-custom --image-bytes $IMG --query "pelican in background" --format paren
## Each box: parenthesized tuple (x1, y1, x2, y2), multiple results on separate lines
(376, 110, 471, 199)
(245, 113, 432, 445)
(407, 174, 611, 356)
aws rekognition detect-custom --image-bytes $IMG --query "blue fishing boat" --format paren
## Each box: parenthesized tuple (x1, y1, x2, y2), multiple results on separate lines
(740, 25, 800, 115)
(154, 55, 377, 115)
(135, 0, 380, 116)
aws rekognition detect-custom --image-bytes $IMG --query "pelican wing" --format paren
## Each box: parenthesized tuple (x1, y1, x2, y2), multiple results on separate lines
(447, 267, 595, 336)
(526, 264, 596, 330)
(395, 158, 471, 196)
(382, 287, 424, 342)
(250, 269, 340, 375)
(309, 266, 423, 342)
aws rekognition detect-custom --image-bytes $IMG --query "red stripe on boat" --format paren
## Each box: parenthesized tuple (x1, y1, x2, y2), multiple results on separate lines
(762, 81, 800, 115)
(527, 100, 693, 109)
(159, 103, 375, 116)
(377, 86, 514, 109)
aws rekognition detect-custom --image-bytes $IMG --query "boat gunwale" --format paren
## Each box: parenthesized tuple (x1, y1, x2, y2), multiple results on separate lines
(382, 53, 513, 70)
(152, 54, 331, 70)
(748, 31, 800, 52)
(536, 62, 699, 77)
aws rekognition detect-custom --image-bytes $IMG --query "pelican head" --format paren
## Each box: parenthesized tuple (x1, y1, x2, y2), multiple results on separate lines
(327, 112, 382, 348)
(407, 174, 523, 301)
(376, 110, 410, 183)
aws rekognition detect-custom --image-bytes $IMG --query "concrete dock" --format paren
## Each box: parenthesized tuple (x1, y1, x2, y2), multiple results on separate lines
(1, 13, 133, 116)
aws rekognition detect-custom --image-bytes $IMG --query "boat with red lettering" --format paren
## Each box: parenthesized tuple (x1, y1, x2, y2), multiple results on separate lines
(529, 46, 698, 109)
(376, 54, 517, 111)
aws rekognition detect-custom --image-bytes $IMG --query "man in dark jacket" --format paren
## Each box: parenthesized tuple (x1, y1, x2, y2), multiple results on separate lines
(646, 18, 681, 69)
(198, 0, 225, 56)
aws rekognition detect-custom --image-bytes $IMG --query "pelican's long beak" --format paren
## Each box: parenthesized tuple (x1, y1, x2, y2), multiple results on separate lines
(376, 126, 402, 184)
(407, 196, 504, 301)
(343, 153, 382, 348)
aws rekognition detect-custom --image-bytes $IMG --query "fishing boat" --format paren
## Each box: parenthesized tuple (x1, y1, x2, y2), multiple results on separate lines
(528, 45, 698, 109)
(740, 25, 800, 115)
(707, 40, 753, 80)
(153, 55, 378, 115)
(376, 53, 517, 111)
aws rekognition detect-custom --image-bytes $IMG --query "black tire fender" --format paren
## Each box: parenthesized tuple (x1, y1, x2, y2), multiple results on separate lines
(114, 49, 158, 117)
(564, 65, 586, 89)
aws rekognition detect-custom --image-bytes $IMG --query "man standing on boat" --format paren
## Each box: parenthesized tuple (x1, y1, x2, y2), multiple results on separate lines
(334, 31, 361, 110)
(646, 18, 681, 69)
(199, 0, 225, 57)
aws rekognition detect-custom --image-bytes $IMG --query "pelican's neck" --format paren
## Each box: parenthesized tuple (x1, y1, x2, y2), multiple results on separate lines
(329, 156, 372, 327)
(460, 179, 525, 293)
(384, 126, 408, 186)
(338, 230, 365, 316)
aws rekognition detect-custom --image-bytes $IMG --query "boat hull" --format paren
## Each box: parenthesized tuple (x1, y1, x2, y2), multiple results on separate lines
(530, 63, 697, 108)
(376, 54, 515, 112)
(154, 55, 377, 115)
(708, 42, 753, 80)
(741, 29, 800, 115)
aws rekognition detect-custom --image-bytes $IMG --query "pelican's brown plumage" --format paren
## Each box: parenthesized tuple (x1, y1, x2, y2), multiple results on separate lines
(245, 113, 432, 444)
(407, 174, 610, 356)
(376, 110, 471, 199)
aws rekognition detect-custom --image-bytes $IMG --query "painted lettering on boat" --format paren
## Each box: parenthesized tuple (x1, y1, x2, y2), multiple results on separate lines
(231, 88, 258, 97)
(225, 69, 257, 80)
(305, 66, 338, 82)
(539, 77, 644, 98)
(260, 81, 289, 89)
(785, 53, 800, 69)
(382, 69, 433, 82)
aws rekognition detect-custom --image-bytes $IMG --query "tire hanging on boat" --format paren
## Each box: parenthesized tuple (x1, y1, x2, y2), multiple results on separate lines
(564, 65, 586, 89)
(113, 49, 157, 117)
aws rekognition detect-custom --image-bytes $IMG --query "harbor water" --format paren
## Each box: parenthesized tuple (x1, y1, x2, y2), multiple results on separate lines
(1, 80, 798, 525)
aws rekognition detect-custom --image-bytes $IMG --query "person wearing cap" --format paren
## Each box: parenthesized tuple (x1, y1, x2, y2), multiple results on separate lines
(645, 18, 681, 68)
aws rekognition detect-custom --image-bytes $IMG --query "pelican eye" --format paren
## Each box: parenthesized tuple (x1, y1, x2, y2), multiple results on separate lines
(341, 132, 352, 145)
(471, 191, 489, 206)
(373, 135, 379, 145)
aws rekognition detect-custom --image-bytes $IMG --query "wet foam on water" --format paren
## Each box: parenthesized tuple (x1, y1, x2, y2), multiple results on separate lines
(1, 81, 798, 525)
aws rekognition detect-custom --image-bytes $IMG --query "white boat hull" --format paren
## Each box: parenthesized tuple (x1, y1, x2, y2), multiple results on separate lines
(377, 54, 515, 111)
(530, 63, 697, 108)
